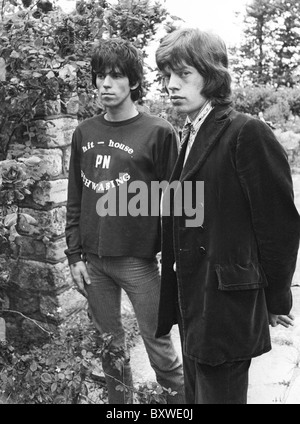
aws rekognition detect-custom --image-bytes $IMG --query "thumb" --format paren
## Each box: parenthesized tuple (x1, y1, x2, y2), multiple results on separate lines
(82, 269, 91, 285)
(268, 313, 278, 327)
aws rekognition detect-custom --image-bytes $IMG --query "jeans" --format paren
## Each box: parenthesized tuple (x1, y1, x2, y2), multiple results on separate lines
(85, 254, 185, 404)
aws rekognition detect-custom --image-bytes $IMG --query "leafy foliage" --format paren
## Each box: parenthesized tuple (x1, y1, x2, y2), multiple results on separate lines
(0, 158, 43, 295)
(0, 7, 77, 159)
(0, 0, 172, 160)
(0, 308, 174, 404)
(146, 96, 185, 133)
(232, 85, 300, 126)
(230, 0, 300, 87)
(104, 0, 168, 49)
(0, 318, 102, 404)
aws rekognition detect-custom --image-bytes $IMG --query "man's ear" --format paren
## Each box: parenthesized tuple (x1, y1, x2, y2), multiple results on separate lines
(130, 82, 140, 91)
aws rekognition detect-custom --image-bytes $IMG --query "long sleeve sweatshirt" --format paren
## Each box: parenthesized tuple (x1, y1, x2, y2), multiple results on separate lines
(65, 112, 178, 265)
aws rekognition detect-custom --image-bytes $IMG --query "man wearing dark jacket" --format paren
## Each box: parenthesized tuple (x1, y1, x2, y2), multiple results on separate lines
(155, 28, 300, 404)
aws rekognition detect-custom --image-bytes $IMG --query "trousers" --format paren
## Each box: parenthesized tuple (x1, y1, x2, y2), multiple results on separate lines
(85, 254, 185, 404)
(182, 353, 251, 404)
(174, 293, 251, 404)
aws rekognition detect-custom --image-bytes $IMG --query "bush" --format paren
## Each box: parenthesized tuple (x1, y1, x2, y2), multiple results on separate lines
(264, 100, 291, 125)
(232, 85, 300, 124)
(0, 311, 102, 404)
(274, 129, 300, 152)
(0, 306, 173, 404)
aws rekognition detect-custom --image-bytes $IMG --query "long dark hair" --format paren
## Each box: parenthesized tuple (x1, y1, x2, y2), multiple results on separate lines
(91, 38, 144, 102)
(156, 28, 232, 106)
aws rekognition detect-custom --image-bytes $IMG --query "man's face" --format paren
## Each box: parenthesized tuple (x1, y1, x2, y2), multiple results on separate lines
(96, 68, 137, 109)
(163, 63, 208, 120)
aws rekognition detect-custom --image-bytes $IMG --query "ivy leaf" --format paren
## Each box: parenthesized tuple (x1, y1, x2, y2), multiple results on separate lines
(81, 382, 88, 396)
(19, 156, 41, 166)
(41, 372, 52, 383)
(42, 236, 50, 245)
(22, 0, 33, 7)
(34, 38, 43, 50)
(15, 190, 25, 200)
(46, 71, 55, 79)
(30, 361, 38, 372)
(58, 373, 65, 381)
(19, 213, 38, 227)
(10, 51, 20, 59)
(4, 213, 17, 228)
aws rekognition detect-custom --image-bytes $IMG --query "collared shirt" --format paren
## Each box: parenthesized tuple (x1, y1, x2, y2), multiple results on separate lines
(173, 101, 213, 272)
(183, 100, 214, 165)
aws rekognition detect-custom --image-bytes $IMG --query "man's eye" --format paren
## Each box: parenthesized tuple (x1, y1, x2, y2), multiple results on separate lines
(180, 71, 190, 77)
(96, 73, 105, 79)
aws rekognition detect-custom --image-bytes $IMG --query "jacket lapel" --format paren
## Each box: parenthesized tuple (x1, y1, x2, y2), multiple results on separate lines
(169, 135, 189, 183)
(180, 106, 233, 182)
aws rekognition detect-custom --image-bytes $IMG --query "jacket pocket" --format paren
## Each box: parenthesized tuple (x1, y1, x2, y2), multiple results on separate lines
(215, 262, 268, 291)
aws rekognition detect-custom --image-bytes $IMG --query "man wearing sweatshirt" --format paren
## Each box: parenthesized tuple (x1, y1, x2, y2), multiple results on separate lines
(65, 38, 184, 404)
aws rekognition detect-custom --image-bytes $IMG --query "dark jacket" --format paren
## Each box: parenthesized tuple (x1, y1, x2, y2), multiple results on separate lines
(156, 105, 300, 366)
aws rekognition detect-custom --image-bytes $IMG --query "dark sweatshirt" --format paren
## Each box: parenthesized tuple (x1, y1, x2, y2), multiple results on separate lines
(65, 112, 178, 265)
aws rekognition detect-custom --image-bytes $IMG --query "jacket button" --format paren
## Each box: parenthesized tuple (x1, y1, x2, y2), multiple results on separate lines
(199, 247, 206, 255)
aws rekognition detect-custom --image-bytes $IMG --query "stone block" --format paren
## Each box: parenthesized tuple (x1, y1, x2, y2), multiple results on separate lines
(32, 179, 68, 206)
(33, 148, 63, 178)
(9, 259, 72, 292)
(8, 288, 40, 315)
(17, 236, 67, 263)
(63, 126, 74, 147)
(17, 206, 67, 238)
(40, 288, 87, 322)
(30, 116, 77, 148)
(35, 99, 61, 117)
(61, 94, 80, 115)
(62, 145, 71, 175)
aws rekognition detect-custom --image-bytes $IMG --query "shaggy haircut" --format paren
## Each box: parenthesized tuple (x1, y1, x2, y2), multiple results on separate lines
(91, 38, 144, 102)
(156, 28, 232, 106)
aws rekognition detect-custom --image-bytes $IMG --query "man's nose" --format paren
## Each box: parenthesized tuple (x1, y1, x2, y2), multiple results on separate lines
(102, 75, 112, 88)
(167, 74, 181, 92)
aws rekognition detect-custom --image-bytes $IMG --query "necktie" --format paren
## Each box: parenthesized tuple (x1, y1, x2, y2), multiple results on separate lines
(180, 122, 192, 149)
(175, 123, 191, 175)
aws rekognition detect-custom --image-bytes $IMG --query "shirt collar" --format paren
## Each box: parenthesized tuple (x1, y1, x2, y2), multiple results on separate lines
(185, 100, 213, 130)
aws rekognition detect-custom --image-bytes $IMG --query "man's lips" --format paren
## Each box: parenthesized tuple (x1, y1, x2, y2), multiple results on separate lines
(171, 96, 184, 100)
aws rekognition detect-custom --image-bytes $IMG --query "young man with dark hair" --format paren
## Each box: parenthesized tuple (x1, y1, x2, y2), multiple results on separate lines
(155, 28, 300, 404)
(65, 38, 184, 404)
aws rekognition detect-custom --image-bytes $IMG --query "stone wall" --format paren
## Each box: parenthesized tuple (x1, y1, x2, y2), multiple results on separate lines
(3, 94, 87, 344)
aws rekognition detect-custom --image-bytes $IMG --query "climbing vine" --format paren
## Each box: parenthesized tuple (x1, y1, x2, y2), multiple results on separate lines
(0, 0, 173, 160)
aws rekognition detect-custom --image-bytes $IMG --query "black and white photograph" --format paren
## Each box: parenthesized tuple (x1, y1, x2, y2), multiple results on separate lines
(0, 0, 300, 409)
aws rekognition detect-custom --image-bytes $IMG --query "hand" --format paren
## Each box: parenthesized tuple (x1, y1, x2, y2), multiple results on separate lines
(70, 261, 91, 298)
(268, 313, 295, 328)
